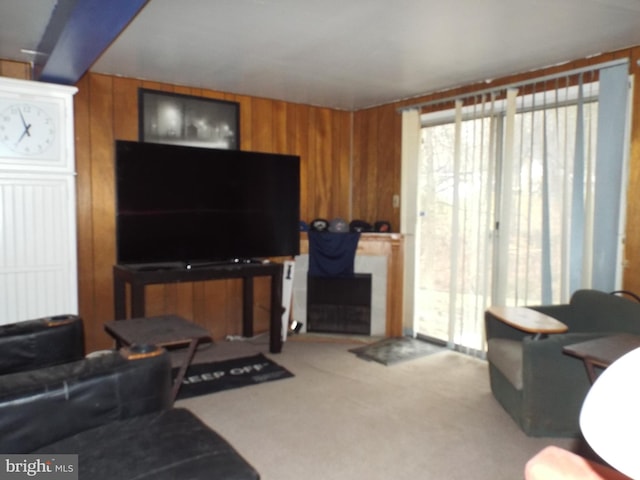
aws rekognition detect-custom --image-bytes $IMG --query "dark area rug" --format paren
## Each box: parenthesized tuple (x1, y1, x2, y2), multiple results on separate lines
(173, 353, 293, 400)
(349, 337, 446, 365)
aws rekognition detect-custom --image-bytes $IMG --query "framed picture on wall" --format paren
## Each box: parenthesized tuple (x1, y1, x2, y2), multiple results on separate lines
(138, 89, 240, 150)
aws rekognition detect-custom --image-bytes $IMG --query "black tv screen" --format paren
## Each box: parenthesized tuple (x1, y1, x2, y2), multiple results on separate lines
(115, 140, 300, 266)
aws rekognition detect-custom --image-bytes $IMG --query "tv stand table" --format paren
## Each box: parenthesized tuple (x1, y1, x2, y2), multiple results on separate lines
(113, 262, 284, 353)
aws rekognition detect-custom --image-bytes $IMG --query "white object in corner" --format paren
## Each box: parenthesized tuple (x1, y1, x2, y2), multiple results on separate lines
(281, 260, 295, 341)
(580, 346, 640, 480)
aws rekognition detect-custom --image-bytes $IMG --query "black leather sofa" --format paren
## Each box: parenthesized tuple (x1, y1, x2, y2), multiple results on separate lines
(0, 316, 259, 479)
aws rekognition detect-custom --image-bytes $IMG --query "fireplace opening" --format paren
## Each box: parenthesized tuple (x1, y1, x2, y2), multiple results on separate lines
(306, 273, 372, 335)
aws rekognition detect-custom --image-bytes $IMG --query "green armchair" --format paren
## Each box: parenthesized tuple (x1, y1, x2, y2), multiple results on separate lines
(485, 289, 640, 437)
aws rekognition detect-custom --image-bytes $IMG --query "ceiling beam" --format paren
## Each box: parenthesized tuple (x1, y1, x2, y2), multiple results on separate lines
(34, 0, 149, 84)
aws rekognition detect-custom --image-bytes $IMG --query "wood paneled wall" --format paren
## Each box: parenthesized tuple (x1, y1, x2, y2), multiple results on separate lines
(4, 44, 640, 351)
(352, 103, 402, 228)
(72, 74, 355, 351)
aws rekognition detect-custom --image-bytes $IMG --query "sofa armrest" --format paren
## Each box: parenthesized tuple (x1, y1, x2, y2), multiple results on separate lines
(0, 315, 85, 374)
(0, 348, 172, 453)
(485, 309, 527, 341)
(486, 304, 576, 341)
(501, 300, 616, 333)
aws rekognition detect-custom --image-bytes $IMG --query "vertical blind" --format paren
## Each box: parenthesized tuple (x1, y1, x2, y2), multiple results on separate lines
(402, 60, 631, 353)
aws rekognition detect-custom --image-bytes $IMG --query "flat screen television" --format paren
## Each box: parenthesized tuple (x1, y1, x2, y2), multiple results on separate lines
(115, 140, 300, 267)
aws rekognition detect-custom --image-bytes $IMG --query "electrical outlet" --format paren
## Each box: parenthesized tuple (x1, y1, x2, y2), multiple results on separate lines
(393, 194, 400, 208)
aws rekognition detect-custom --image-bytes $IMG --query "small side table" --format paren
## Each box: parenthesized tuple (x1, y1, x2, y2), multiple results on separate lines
(487, 306, 569, 340)
(104, 315, 213, 402)
(563, 334, 640, 383)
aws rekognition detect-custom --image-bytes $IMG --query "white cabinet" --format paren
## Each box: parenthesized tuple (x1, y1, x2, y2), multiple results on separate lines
(0, 77, 78, 324)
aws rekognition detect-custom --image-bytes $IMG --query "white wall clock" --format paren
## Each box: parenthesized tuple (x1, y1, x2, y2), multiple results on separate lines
(0, 102, 58, 157)
(0, 77, 75, 172)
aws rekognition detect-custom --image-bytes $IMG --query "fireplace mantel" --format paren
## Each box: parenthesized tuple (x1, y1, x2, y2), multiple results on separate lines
(298, 232, 404, 337)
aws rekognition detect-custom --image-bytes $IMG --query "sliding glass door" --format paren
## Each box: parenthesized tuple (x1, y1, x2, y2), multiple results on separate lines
(416, 114, 497, 352)
(411, 63, 630, 355)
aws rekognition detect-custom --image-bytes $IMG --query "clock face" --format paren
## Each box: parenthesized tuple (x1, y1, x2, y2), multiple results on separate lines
(0, 103, 57, 156)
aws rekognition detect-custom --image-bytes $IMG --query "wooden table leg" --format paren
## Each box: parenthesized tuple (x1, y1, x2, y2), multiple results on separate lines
(242, 276, 254, 338)
(113, 275, 127, 320)
(270, 270, 283, 353)
(582, 359, 608, 384)
(171, 338, 200, 403)
(131, 282, 146, 319)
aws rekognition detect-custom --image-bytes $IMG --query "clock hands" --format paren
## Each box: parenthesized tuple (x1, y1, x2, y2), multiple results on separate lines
(0, 103, 54, 155)
(16, 108, 32, 146)
(16, 128, 32, 145)
(18, 108, 28, 129)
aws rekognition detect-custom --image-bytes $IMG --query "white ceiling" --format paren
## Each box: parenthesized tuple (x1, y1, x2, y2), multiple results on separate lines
(2, 0, 640, 110)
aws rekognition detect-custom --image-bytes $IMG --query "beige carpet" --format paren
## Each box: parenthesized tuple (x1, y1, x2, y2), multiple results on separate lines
(177, 336, 578, 480)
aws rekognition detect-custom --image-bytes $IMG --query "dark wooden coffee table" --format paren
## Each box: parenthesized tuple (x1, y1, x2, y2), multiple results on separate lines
(104, 315, 213, 401)
(563, 333, 640, 383)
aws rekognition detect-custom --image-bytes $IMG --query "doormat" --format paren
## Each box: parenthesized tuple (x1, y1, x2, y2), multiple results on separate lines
(349, 337, 445, 366)
(173, 353, 293, 400)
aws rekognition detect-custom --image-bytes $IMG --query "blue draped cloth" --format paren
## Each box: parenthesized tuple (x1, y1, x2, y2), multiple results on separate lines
(308, 231, 360, 277)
